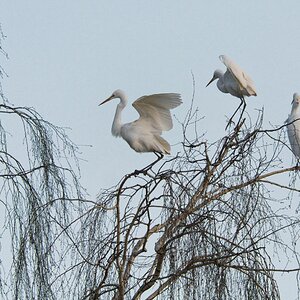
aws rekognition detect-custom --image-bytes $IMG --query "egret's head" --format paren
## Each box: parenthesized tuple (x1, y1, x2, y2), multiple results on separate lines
(206, 70, 223, 87)
(292, 93, 300, 108)
(111, 89, 126, 99)
(99, 89, 126, 106)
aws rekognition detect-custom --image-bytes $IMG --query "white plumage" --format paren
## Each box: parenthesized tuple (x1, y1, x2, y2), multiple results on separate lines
(206, 55, 257, 100)
(286, 93, 300, 159)
(99, 89, 182, 154)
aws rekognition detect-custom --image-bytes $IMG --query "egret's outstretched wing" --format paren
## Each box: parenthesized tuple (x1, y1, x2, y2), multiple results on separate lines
(132, 93, 182, 131)
(220, 55, 257, 96)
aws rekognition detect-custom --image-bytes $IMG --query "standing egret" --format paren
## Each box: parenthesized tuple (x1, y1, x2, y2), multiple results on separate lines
(286, 93, 300, 160)
(206, 55, 257, 127)
(99, 89, 182, 155)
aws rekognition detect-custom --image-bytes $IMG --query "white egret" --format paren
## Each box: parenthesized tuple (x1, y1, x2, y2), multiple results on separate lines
(99, 89, 182, 155)
(206, 55, 257, 127)
(286, 93, 300, 160)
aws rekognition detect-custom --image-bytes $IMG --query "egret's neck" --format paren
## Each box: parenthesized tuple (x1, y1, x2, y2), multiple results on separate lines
(216, 77, 227, 94)
(292, 110, 300, 120)
(111, 97, 127, 137)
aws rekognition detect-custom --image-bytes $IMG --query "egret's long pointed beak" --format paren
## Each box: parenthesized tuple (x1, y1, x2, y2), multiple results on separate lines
(206, 76, 216, 87)
(99, 95, 114, 106)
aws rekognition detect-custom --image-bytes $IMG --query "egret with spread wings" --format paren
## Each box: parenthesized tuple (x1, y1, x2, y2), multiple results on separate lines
(99, 89, 182, 155)
(286, 93, 300, 160)
(206, 55, 257, 127)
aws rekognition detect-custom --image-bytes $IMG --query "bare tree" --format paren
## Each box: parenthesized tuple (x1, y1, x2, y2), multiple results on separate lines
(73, 92, 300, 300)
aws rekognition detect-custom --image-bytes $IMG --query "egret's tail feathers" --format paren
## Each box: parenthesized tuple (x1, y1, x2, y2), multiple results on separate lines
(247, 87, 257, 97)
(155, 135, 171, 154)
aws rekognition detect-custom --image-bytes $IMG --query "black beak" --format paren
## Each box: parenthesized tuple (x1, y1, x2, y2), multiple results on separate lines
(206, 77, 215, 87)
(99, 95, 114, 106)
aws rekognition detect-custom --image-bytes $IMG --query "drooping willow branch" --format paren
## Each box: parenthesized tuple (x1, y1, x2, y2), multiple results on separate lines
(0, 103, 85, 299)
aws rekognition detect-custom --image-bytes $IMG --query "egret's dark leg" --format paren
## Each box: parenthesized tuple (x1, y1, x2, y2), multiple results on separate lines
(134, 152, 164, 176)
(235, 97, 247, 126)
(225, 97, 246, 130)
(144, 151, 164, 171)
(154, 151, 164, 160)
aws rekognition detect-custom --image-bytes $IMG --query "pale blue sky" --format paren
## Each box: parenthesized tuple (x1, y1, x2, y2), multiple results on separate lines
(1, 1, 300, 298)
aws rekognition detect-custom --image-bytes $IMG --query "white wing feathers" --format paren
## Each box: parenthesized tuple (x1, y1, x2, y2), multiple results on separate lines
(287, 115, 300, 159)
(132, 93, 182, 132)
(220, 55, 257, 96)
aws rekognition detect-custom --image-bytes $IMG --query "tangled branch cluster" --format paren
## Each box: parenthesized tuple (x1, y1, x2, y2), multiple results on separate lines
(73, 98, 300, 300)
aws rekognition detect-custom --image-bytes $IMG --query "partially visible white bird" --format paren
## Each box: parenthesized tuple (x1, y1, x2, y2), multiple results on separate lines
(206, 55, 257, 99)
(206, 55, 257, 127)
(286, 93, 300, 160)
(99, 89, 182, 154)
